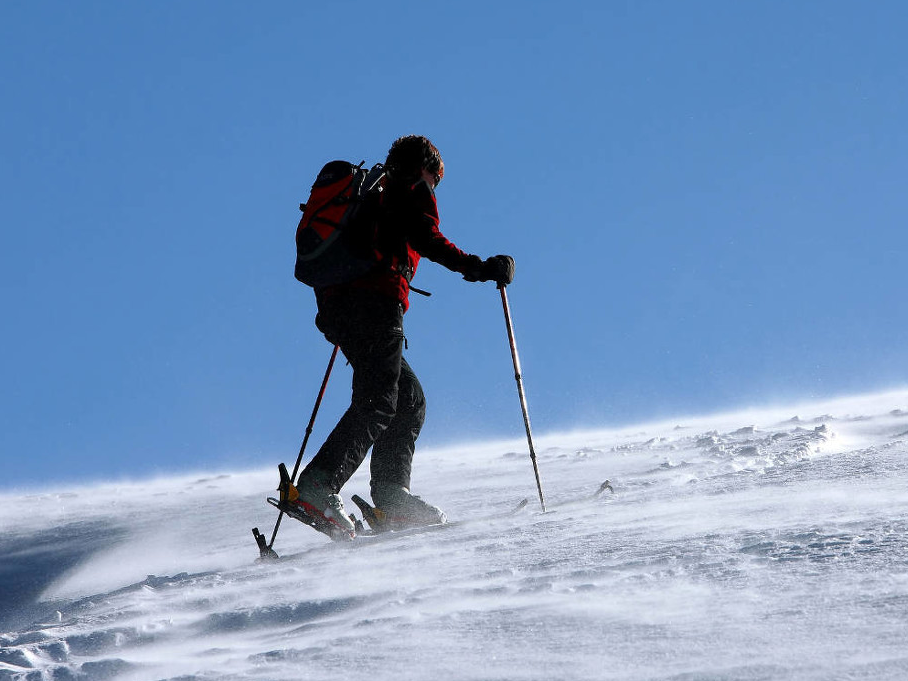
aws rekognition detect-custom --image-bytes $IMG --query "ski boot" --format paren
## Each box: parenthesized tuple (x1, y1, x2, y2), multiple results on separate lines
(368, 481, 447, 531)
(276, 464, 356, 540)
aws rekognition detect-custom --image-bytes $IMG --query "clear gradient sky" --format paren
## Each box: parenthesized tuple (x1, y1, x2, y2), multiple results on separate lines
(1, 2, 906, 488)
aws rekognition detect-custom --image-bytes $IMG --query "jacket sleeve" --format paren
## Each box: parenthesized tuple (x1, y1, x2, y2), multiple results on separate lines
(404, 180, 483, 275)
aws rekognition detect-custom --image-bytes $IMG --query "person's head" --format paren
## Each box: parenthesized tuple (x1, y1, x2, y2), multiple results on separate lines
(385, 135, 445, 188)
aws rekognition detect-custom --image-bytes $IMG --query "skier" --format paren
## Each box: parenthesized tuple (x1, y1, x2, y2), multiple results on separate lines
(295, 135, 515, 534)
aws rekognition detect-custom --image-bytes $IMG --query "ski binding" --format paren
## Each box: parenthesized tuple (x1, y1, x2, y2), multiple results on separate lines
(266, 463, 356, 542)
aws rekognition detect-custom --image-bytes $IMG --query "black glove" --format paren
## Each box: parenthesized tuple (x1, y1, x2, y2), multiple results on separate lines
(485, 254, 515, 286)
(463, 254, 515, 286)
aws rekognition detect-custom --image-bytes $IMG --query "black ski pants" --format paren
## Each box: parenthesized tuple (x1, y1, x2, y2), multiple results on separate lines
(302, 291, 426, 493)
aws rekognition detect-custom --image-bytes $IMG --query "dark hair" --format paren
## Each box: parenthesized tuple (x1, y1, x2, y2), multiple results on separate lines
(385, 135, 444, 183)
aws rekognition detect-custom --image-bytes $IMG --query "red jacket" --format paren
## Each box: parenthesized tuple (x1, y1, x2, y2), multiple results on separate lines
(324, 178, 480, 311)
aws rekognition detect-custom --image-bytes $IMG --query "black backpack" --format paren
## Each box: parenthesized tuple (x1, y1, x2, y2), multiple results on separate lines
(294, 160, 385, 288)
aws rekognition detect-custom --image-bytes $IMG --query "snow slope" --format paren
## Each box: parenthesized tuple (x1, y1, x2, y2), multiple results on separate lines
(2, 390, 908, 680)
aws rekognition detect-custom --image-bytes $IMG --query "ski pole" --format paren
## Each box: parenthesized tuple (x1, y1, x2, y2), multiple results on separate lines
(253, 344, 340, 558)
(287, 344, 340, 487)
(498, 284, 547, 512)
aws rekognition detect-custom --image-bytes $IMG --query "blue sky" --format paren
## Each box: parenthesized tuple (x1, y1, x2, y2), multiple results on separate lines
(1, 2, 906, 488)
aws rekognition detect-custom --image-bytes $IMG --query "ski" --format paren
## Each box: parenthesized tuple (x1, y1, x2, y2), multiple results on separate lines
(350, 494, 530, 539)
(263, 494, 530, 556)
(530, 480, 614, 514)
(260, 466, 614, 558)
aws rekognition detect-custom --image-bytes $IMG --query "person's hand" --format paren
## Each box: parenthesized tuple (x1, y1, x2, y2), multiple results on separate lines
(462, 254, 515, 285)
(482, 255, 515, 286)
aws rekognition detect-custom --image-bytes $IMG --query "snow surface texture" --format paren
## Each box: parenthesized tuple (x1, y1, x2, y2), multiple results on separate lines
(2, 390, 908, 681)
